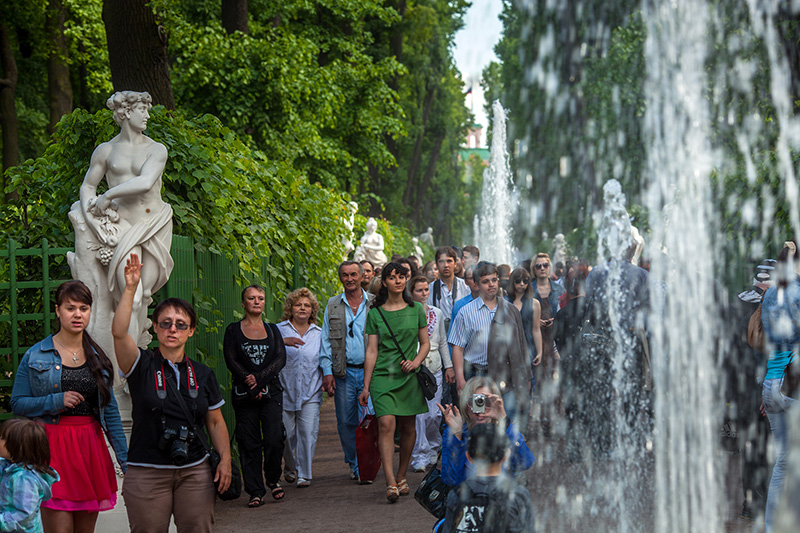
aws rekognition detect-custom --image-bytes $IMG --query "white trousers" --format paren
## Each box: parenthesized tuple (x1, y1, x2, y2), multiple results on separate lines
(411, 369, 443, 469)
(282, 400, 321, 480)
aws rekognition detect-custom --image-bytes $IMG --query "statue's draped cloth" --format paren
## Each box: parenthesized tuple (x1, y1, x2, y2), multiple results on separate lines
(107, 203, 174, 294)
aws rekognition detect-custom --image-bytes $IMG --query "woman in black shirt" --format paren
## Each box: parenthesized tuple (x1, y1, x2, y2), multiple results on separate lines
(223, 284, 287, 507)
(112, 254, 231, 533)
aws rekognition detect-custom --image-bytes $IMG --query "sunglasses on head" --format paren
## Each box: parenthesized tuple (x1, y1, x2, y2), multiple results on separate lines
(534, 263, 550, 270)
(157, 320, 190, 331)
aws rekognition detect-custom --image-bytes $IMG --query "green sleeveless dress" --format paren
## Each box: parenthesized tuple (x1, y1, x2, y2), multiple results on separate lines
(365, 302, 429, 417)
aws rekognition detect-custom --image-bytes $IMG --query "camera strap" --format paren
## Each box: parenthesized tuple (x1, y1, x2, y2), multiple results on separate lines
(153, 350, 199, 400)
(164, 371, 213, 459)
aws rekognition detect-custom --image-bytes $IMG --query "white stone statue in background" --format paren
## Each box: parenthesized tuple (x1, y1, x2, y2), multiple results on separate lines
(419, 227, 435, 249)
(68, 91, 174, 353)
(412, 237, 424, 261)
(354, 217, 387, 268)
(342, 201, 357, 259)
(630, 226, 645, 265)
(552, 233, 568, 266)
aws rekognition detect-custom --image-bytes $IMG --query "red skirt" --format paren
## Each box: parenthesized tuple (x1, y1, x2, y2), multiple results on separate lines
(42, 416, 118, 512)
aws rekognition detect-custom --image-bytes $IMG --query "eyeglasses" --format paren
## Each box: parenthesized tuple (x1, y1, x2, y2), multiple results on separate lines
(157, 320, 190, 331)
(348, 321, 354, 338)
(514, 279, 530, 284)
(534, 263, 550, 270)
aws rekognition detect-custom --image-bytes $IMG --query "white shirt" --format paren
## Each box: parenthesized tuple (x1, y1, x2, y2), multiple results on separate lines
(278, 320, 323, 411)
(421, 305, 452, 373)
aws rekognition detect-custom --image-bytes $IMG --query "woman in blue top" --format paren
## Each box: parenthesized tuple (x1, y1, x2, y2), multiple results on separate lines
(437, 376, 534, 486)
(760, 240, 800, 532)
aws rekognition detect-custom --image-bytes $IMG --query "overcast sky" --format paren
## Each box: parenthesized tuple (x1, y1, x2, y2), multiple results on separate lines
(453, 0, 504, 147)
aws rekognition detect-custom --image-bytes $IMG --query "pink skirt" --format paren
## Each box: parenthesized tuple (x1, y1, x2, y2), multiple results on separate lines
(42, 416, 118, 512)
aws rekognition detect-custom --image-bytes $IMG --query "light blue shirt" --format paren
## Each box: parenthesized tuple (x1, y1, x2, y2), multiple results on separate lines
(447, 296, 498, 366)
(319, 290, 369, 376)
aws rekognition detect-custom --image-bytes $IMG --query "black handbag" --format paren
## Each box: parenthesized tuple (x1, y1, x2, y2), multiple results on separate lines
(414, 467, 451, 518)
(377, 307, 438, 401)
(165, 373, 243, 501)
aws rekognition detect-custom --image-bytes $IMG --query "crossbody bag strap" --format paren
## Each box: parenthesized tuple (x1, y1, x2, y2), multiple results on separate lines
(164, 373, 213, 457)
(376, 307, 409, 362)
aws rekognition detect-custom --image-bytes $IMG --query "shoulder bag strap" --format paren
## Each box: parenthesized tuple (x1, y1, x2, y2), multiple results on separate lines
(376, 307, 409, 362)
(164, 372, 214, 456)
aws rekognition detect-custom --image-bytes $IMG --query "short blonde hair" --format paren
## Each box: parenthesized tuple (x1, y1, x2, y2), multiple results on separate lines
(459, 376, 502, 427)
(281, 287, 320, 324)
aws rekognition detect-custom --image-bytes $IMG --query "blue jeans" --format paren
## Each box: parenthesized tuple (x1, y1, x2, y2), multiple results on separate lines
(763, 378, 795, 532)
(334, 367, 365, 474)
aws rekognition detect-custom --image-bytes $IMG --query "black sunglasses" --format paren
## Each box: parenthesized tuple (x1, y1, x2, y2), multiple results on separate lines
(534, 263, 550, 270)
(157, 320, 190, 331)
(348, 321, 354, 338)
(515, 278, 530, 284)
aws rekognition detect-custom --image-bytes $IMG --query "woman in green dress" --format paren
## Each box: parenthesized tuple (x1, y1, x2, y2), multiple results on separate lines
(359, 262, 430, 503)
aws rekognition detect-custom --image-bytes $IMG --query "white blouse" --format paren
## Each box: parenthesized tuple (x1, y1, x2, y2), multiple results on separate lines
(422, 305, 451, 374)
(277, 320, 323, 411)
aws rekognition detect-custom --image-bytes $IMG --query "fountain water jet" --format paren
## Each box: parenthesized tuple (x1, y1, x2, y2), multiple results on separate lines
(474, 100, 518, 265)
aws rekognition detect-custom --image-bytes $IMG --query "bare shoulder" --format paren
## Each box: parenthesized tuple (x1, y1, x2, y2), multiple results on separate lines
(91, 141, 114, 159)
(145, 138, 168, 158)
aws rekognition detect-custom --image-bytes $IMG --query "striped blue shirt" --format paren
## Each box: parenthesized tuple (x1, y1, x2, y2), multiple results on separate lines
(447, 296, 497, 366)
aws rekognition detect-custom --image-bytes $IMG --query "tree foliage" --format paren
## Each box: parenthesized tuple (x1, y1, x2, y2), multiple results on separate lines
(1, 106, 365, 299)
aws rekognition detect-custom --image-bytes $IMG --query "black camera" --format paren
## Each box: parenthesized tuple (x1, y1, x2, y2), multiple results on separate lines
(159, 425, 194, 466)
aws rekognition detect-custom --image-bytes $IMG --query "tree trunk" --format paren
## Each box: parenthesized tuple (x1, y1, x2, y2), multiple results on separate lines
(47, 0, 73, 134)
(413, 132, 445, 225)
(402, 84, 436, 204)
(221, 0, 248, 35)
(102, 0, 175, 109)
(0, 22, 20, 197)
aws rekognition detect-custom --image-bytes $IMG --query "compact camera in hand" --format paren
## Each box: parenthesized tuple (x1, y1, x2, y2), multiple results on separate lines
(470, 393, 487, 414)
(159, 425, 195, 466)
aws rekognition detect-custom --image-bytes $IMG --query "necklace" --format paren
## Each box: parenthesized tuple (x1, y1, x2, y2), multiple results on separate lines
(55, 337, 83, 365)
(346, 291, 363, 314)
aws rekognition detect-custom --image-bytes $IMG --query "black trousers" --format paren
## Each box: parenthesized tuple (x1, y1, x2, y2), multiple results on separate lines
(233, 393, 285, 497)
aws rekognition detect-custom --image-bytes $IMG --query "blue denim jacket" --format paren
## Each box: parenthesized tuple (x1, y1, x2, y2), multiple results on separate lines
(9, 335, 128, 471)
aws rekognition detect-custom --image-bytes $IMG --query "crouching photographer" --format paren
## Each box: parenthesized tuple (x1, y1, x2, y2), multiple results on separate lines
(112, 253, 232, 533)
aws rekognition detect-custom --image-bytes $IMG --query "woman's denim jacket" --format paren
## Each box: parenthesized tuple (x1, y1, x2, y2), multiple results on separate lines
(9, 335, 128, 471)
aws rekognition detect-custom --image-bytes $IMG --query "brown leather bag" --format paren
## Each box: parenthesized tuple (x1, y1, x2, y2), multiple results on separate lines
(747, 304, 766, 352)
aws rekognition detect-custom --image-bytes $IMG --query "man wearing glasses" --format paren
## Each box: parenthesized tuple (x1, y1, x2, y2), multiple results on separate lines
(448, 262, 531, 427)
(319, 261, 374, 482)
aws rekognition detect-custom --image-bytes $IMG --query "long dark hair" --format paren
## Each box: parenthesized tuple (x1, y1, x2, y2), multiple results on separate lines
(506, 267, 532, 300)
(55, 281, 114, 407)
(372, 262, 414, 308)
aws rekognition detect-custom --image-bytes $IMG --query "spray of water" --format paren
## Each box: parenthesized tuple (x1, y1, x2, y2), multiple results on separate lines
(474, 100, 518, 265)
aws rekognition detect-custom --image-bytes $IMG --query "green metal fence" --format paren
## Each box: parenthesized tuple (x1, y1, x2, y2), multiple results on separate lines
(0, 235, 301, 429)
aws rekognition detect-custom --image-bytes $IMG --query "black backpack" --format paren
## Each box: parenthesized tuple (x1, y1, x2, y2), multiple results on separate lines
(450, 486, 511, 533)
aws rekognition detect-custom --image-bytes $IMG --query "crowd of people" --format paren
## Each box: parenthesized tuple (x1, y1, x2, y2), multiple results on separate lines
(3, 230, 799, 532)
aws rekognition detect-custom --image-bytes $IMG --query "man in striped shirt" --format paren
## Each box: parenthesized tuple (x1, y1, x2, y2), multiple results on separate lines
(448, 263, 531, 426)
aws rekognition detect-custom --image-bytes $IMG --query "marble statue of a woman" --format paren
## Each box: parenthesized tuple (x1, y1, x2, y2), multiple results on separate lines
(355, 217, 387, 268)
(68, 91, 174, 348)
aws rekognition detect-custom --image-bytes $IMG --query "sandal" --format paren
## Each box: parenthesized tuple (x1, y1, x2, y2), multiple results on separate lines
(386, 484, 400, 503)
(284, 470, 297, 484)
(267, 483, 285, 501)
(397, 478, 410, 495)
(297, 478, 311, 488)
(247, 495, 264, 508)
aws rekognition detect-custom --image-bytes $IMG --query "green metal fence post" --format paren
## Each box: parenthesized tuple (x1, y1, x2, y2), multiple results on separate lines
(9, 239, 18, 369)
